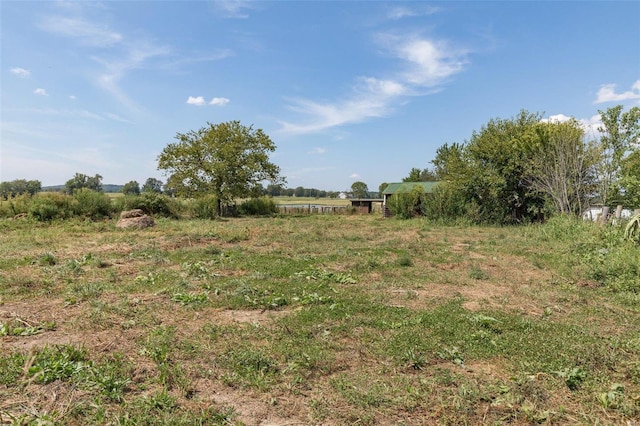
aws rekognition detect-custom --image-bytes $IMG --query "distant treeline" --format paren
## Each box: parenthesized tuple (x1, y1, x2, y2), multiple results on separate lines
(42, 184, 124, 193)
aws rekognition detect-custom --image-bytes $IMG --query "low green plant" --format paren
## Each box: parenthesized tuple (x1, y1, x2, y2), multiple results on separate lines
(28, 345, 90, 384)
(624, 213, 640, 243)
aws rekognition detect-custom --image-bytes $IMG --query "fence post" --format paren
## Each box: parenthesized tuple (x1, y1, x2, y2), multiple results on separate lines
(600, 206, 610, 225)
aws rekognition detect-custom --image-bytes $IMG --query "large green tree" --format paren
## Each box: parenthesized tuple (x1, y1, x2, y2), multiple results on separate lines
(431, 111, 546, 224)
(526, 119, 599, 215)
(595, 105, 640, 206)
(157, 121, 284, 215)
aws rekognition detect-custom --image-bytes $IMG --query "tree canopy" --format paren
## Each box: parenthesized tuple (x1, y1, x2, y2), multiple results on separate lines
(158, 121, 284, 214)
(350, 181, 369, 198)
(65, 173, 103, 195)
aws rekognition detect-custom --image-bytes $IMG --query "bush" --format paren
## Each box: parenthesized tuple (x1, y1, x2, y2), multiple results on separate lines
(423, 183, 468, 222)
(72, 189, 114, 220)
(113, 193, 181, 218)
(0, 194, 32, 218)
(238, 197, 278, 216)
(192, 195, 219, 219)
(29, 193, 74, 221)
(387, 187, 427, 219)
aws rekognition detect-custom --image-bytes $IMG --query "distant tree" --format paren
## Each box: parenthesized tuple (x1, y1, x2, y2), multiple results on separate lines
(157, 121, 284, 215)
(65, 173, 103, 194)
(379, 182, 389, 194)
(284, 188, 295, 197)
(351, 181, 369, 198)
(0, 179, 42, 199)
(294, 186, 305, 197)
(142, 178, 163, 194)
(266, 184, 284, 196)
(122, 180, 140, 196)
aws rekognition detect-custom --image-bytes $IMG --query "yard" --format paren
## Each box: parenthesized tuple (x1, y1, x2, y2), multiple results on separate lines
(1, 214, 638, 424)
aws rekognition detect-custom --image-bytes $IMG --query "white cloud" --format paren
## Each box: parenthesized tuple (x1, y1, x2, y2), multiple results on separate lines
(209, 97, 230, 106)
(33, 88, 48, 96)
(383, 35, 468, 87)
(187, 96, 206, 106)
(542, 113, 603, 138)
(278, 33, 469, 135)
(10, 67, 31, 78)
(350, 173, 361, 179)
(595, 80, 640, 103)
(69, 95, 77, 100)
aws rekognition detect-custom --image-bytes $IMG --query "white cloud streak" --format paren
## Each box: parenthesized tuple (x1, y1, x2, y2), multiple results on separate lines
(187, 96, 230, 106)
(279, 33, 469, 135)
(308, 147, 326, 155)
(33, 88, 48, 96)
(10, 67, 31, 78)
(594, 80, 640, 104)
(387, 5, 441, 20)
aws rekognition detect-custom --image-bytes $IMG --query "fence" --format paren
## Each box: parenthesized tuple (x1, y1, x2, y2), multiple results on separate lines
(277, 205, 359, 215)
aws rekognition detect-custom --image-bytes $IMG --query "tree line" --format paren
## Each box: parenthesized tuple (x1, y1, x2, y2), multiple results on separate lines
(400, 105, 639, 224)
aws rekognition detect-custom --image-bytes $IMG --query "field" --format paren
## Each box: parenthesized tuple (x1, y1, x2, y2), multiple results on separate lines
(0, 214, 639, 425)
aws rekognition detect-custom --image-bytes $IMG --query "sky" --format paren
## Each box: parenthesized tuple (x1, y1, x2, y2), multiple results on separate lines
(1, 1, 639, 191)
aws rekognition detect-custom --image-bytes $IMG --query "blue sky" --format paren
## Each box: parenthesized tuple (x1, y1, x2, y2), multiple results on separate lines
(2, 1, 639, 191)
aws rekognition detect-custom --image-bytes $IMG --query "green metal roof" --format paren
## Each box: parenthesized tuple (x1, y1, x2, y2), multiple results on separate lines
(382, 182, 439, 195)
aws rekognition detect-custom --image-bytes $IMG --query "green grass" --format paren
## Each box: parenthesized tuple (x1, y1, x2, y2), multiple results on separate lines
(0, 214, 639, 424)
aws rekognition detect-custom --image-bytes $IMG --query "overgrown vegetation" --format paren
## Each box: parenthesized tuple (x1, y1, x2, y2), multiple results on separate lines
(1, 214, 638, 424)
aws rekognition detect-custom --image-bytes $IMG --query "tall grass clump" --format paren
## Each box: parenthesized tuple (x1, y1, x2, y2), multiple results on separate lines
(238, 197, 277, 216)
(535, 215, 640, 293)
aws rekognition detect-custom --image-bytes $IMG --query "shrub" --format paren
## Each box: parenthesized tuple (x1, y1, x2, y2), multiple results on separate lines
(72, 189, 114, 220)
(114, 193, 181, 218)
(238, 197, 278, 216)
(423, 183, 468, 222)
(192, 194, 219, 219)
(387, 187, 426, 219)
(0, 194, 32, 218)
(29, 193, 73, 221)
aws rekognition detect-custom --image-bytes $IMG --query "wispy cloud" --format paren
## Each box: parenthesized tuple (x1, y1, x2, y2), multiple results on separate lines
(386, 5, 441, 20)
(594, 80, 640, 104)
(308, 147, 326, 155)
(350, 173, 361, 179)
(10, 67, 31, 78)
(212, 1, 255, 19)
(279, 33, 469, 135)
(33, 88, 48, 96)
(39, 15, 123, 47)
